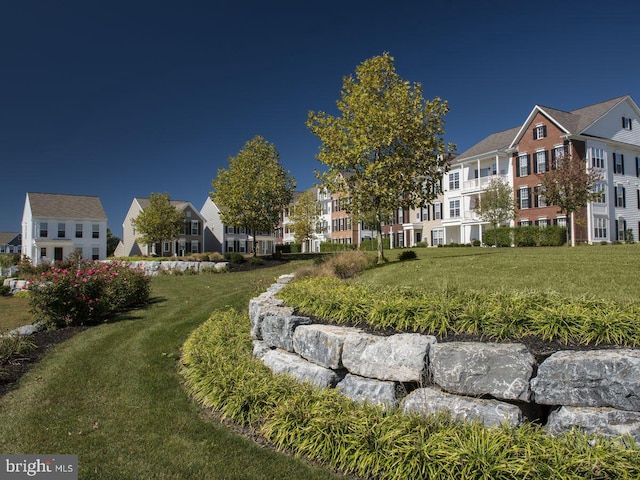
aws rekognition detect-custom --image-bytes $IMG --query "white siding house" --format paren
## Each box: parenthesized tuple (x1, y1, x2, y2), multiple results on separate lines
(21, 192, 108, 265)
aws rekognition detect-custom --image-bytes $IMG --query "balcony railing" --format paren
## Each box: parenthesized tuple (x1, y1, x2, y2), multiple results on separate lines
(462, 173, 508, 192)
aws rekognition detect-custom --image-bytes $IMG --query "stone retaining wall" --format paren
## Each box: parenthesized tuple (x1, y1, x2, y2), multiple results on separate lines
(250, 274, 640, 442)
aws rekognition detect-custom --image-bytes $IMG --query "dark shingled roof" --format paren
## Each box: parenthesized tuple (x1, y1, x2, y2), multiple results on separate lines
(28, 193, 107, 220)
(455, 127, 520, 162)
(0, 232, 21, 245)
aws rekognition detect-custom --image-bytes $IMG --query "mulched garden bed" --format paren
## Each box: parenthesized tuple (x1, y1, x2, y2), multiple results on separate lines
(0, 326, 87, 397)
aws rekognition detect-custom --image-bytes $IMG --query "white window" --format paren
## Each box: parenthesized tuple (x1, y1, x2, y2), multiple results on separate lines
(397, 208, 404, 223)
(556, 216, 567, 227)
(191, 240, 199, 253)
(519, 187, 530, 209)
(590, 147, 605, 169)
(594, 217, 607, 239)
(75, 223, 83, 238)
(535, 186, 547, 208)
(40, 247, 47, 258)
(58, 222, 66, 238)
(518, 154, 529, 176)
(534, 124, 547, 139)
(191, 220, 199, 235)
(449, 200, 460, 218)
(537, 218, 549, 227)
(92, 224, 100, 239)
(554, 145, 566, 161)
(163, 241, 170, 253)
(434, 203, 441, 220)
(92, 247, 99, 260)
(432, 228, 444, 246)
(614, 153, 624, 175)
(449, 171, 460, 190)
(40, 222, 48, 238)
(186, 211, 192, 218)
(616, 184, 626, 208)
(618, 218, 626, 240)
(536, 150, 547, 173)
(622, 117, 633, 130)
(594, 182, 606, 204)
(519, 219, 530, 226)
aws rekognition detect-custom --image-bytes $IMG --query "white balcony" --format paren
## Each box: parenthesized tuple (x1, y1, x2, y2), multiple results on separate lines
(462, 173, 509, 192)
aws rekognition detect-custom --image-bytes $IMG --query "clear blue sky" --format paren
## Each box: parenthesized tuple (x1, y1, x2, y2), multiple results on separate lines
(2, 1, 639, 237)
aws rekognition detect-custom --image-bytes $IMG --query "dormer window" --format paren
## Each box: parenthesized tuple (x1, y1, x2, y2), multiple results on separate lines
(533, 124, 547, 140)
(622, 117, 633, 130)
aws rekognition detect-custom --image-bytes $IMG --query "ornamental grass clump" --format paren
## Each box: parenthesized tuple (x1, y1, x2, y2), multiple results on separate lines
(28, 261, 150, 328)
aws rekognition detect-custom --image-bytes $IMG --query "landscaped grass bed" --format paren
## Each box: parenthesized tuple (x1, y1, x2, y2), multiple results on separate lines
(0, 264, 343, 480)
(182, 309, 640, 480)
(278, 276, 640, 346)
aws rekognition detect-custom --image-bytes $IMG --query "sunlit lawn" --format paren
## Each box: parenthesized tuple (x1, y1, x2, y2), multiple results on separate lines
(361, 244, 640, 303)
(0, 295, 34, 333)
(0, 262, 346, 480)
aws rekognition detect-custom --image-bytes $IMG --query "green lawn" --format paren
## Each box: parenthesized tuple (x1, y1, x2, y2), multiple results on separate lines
(0, 296, 34, 333)
(362, 244, 640, 302)
(0, 264, 345, 480)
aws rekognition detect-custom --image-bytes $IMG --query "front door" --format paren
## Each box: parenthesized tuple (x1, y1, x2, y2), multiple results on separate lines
(54, 247, 63, 262)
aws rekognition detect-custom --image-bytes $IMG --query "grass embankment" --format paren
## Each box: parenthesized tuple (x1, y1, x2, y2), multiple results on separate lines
(0, 263, 344, 480)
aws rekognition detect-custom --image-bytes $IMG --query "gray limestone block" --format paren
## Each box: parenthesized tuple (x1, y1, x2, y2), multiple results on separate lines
(261, 312, 312, 352)
(531, 349, 640, 411)
(336, 374, 398, 407)
(277, 274, 295, 284)
(402, 387, 523, 428)
(293, 324, 362, 369)
(342, 332, 436, 382)
(429, 342, 535, 401)
(252, 340, 271, 360)
(262, 348, 340, 388)
(546, 406, 640, 443)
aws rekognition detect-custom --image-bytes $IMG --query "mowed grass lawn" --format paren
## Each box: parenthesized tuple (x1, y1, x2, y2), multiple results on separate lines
(0, 262, 346, 480)
(0, 245, 639, 479)
(361, 244, 640, 302)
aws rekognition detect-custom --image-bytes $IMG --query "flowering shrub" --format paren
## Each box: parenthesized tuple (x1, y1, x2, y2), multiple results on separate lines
(28, 261, 150, 328)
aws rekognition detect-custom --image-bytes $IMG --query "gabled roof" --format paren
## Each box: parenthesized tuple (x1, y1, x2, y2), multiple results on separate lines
(455, 127, 520, 162)
(134, 197, 205, 220)
(0, 232, 21, 245)
(27, 193, 107, 221)
(509, 95, 630, 148)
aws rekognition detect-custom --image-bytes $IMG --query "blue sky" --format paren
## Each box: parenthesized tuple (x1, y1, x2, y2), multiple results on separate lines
(2, 1, 639, 237)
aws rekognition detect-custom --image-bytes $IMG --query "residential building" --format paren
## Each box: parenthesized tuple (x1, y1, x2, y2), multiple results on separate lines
(116, 197, 206, 257)
(442, 95, 640, 245)
(0, 232, 21, 254)
(200, 197, 276, 254)
(21, 192, 108, 265)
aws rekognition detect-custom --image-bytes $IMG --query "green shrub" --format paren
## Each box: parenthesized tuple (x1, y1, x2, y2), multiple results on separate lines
(249, 257, 265, 266)
(0, 285, 9, 296)
(398, 250, 417, 261)
(415, 241, 429, 248)
(275, 244, 291, 254)
(181, 310, 640, 480)
(538, 225, 566, 246)
(224, 252, 245, 264)
(1, 334, 35, 378)
(513, 225, 538, 246)
(471, 239, 481, 247)
(12, 290, 30, 298)
(483, 227, 512, 247)
(28, 261, 150, 328)
(359, 237, 390, 251)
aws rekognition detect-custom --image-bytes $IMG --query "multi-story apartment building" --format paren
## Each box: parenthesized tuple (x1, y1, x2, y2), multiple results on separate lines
(442, 95, 640, 245)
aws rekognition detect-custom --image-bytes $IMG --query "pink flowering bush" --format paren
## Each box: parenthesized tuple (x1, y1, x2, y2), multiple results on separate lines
(28, 261, 150, 328)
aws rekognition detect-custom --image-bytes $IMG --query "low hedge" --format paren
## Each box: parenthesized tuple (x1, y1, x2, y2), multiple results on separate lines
(277, 276, 640, 346)
(181, 310, 640, 480)
(484, 225, 567, 247)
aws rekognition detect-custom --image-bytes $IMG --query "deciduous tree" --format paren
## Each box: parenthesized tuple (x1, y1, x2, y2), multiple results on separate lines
(288, 189, 321, 252)
(474, 179, 517, 247)
(211, 136, 296, 256)
(307, 52, 454, 263)
(130, 193, 185, 255)
(540, 154, 600, 246)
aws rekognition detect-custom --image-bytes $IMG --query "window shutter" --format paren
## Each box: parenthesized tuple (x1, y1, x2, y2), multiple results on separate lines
(534, 187, 539, 207)
(636, 157, 639, 177)
(623, 187, 627, 208)
(637, 189, 639, 209)
(517, 189, 521, 208)
(613, 153, 617, 172)
(533, 155, 538, 174)
(515, 156, 520, 177)
(615, 220, 619, 240)
(553, 218, 558, 225)
(527, 187, 532, 204)
(533, 128, 537, 140)
(623, 117, 626, 128)
(542, 125, 547, 137)
(535, 220, 539, 226)
(622, 154, 625, 175)
(527, 154, 531, 175)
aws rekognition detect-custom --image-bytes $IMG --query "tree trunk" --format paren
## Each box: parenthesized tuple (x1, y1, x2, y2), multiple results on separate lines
(376, 227, 385, 264)
(570, 211, 576, 247)
(493, 223, 498, 248)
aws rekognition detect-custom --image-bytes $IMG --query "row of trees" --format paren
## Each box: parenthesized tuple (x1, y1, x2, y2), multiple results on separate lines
(132, 52, 599, 260)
